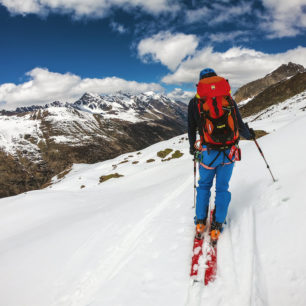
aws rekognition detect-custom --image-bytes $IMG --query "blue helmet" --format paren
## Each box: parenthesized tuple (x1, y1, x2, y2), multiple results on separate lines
(199, 68, 216, 80)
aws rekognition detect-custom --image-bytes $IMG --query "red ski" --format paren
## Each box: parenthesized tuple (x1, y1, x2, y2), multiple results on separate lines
(190, 236, 204, 278)
(190, 209, 218, 285)
(204, 209, 218, 285)
(204, 241, 218, 285)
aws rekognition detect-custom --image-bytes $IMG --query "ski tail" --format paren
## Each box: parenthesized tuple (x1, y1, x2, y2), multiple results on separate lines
(190, 236, 204, 278)
(204, 242, 218, 285)
(204, 209, 218, 285)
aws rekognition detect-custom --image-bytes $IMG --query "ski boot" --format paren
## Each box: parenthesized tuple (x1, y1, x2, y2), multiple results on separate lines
(210, 220, 222, 245)
(195, 219, 206, 239)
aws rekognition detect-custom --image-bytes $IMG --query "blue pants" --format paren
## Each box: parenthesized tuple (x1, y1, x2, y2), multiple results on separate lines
(196, 147, 235, 224)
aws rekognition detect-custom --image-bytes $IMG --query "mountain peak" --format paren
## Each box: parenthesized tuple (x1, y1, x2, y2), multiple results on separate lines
(81, 92, 100, 99)
(234, 62, 305, 103)
(265, 62, 305, 78)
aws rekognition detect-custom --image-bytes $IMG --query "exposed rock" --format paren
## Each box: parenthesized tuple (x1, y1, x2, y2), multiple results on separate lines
(99, 173, 124, 183)
(239, 72, 306, 118)
(234, 62, 305, 103)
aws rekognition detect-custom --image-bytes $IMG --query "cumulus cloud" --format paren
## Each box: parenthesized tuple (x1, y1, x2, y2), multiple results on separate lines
(0, 68, 164, 110)
(0, 0, 177, 18)
(161, 46, 306, 87)
(260, 0, 306, 38)
(167, 88, 195, 103)
(137, 32, 199, 71)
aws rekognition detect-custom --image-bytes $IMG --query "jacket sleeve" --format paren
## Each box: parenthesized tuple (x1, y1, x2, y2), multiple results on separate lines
(233, 100, 251, 140)
(188, 99, 197, 149)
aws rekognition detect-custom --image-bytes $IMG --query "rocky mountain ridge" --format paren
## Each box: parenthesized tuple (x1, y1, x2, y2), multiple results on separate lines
(234, 62, 305, 103)
(1, 91, 185, 119)
(239, 71, 306, 118)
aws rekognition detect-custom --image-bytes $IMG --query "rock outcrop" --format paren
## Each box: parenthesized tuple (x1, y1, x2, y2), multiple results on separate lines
(234, 62, 305, 103)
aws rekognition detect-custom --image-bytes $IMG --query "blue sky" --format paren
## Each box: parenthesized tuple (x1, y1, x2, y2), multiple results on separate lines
(0, 0, 306, 109)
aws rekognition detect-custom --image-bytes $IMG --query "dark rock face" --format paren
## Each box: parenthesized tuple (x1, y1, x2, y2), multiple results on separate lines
(0, 92, 187, 198)
(234, 62, 305, 103)
(239, 72, 306, 118)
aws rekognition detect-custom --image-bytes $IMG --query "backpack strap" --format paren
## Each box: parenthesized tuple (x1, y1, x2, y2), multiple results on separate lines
(225, 95, 239, 140)
(211, 97, 220, 117)
(223, 150, 234, 164)
(208, 151, 221, 167)
(197, 98, 207, 144)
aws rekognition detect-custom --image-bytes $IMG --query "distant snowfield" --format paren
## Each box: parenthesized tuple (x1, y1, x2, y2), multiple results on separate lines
(0, 93, 306, 306)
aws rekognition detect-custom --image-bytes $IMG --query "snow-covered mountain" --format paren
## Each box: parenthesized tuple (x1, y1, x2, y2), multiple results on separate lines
(2, 91, 185, 121)
(0, 89, 306, 306)
(0, 92, 187, 198)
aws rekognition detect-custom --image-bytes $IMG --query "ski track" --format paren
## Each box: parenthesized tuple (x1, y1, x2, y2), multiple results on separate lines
(251, 208, 268, 306)
(231, 206, 268, 306)
(53, 175, 193, 306)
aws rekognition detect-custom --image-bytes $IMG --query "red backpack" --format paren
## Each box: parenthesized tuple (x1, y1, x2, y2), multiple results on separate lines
(196, 76, 239, 149)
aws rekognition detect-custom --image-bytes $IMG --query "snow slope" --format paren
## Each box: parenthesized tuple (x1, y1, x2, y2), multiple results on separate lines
(245, 90, 306, 132)
(1, 98, 306, 305)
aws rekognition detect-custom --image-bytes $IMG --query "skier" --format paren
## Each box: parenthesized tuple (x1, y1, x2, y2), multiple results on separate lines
(188, 68, 255, 242)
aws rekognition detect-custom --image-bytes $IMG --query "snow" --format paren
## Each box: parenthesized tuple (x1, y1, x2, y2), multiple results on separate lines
(0, 113, 42, 159)
(74, 92, 175, 122)
(245, 90, 306, 132)
(1, 93, 306, 306)
(238, 96, 254, 106)
(101, 107, 143, 123)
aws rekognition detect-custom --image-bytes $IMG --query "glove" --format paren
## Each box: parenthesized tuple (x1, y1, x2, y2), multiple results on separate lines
(249, 128, 256, 140)
(189, 147, 196, 155)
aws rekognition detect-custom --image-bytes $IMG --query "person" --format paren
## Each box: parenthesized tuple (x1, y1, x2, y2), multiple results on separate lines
(188, 68, 255, 242)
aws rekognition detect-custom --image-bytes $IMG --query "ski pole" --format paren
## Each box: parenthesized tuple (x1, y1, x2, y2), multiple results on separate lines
(246, 123, 276, 182)
(253, 138, 276, 182)
(193, 153, 197, 208)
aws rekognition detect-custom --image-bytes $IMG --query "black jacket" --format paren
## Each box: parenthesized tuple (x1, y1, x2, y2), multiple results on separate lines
(188, 97, 251, 149)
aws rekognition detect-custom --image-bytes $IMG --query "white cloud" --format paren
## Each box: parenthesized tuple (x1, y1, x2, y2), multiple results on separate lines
(185, 2, 252, 25)
(261, 0, 306, 38)
(137, 32, 199, 71)
(0, 0, 177, 17)
(185, 1, 306, 38)
(210, 2, 252, 25)
(161, 46, 306, 88)
(0, 68, 164, 110)
(167, 88, 195, 103)
(208, 31, 249, 43)
(110, 21, 127, 34)
(185, 6, 210, 23)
